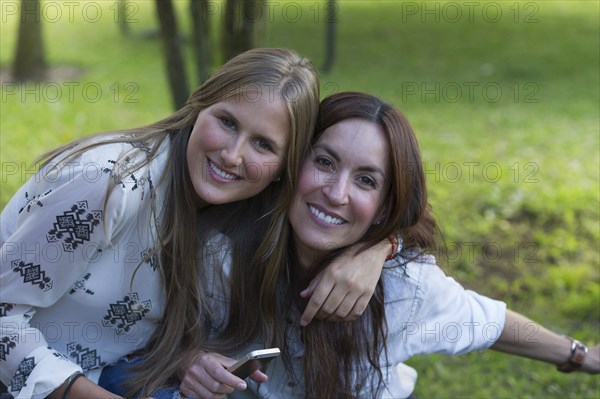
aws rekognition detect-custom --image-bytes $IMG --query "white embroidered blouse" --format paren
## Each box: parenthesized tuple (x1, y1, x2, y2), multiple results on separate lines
(1, 138, 170, 398)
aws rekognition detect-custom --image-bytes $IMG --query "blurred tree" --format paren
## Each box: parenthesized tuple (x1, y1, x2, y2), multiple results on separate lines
(155, 0, 189, 109)
(222, 0, 266, 61)
(117, 0, 130, 36)
(321, 0, 337, 73)
(12, 0, 47, 81)
(152, 0, 283, 108)
(190, 0, 212, 84)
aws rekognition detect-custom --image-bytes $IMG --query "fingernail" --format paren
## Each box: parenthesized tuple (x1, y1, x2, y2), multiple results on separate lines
(237, 382, 247, 390)
(300, 319, 308, 327)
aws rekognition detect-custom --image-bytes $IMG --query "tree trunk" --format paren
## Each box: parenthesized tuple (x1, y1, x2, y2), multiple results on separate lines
(253, 0, 267, 49)
(189, 0, 212, 84)
(155, 0, 189, 109)
(12, 0, 47, 81)
(321, 0, 337, 73)
(222, 0, 264, 61)
(117, 0, 130, 36)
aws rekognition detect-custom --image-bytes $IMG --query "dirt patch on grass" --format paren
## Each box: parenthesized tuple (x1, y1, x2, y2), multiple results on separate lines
(0, 65, 85, 83)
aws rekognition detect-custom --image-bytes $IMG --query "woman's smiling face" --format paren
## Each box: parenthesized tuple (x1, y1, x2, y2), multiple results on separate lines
(288, 118, 390, 265)
(186, 90, 290, 208)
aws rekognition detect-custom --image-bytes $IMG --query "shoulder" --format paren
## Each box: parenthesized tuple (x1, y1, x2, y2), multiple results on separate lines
(381, 252, 506, 353)
(78, 136, 169, 177)
(381, 251, 438, 302)
(381, 251, 464, 331)
(76, 136, 170, 198)
(379, 252, 435, 334)
(51, 134, 169, 172)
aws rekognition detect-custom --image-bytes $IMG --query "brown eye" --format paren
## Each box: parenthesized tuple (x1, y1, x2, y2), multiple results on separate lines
(315, 156, 334, 170)
(358, 175, 376, 188)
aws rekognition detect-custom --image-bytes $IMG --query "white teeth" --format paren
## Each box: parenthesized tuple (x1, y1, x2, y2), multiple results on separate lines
(308, 205, 344, 225)
(209, 160, 239, 180)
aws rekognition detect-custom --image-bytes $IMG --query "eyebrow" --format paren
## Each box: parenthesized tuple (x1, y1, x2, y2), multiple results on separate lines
(314, 143, 386, 177)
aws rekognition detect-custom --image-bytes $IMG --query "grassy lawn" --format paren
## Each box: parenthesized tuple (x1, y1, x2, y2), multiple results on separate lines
(1, 0, 599, 397)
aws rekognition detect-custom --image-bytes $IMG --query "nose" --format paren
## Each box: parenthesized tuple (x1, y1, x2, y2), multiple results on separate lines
(323, 174, 349, 206)
(220, 137, 244, 168)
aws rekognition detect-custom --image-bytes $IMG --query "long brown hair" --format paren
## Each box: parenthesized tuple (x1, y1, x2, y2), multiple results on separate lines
(36, 48, 319, 397)
(219, 92, 437, 398)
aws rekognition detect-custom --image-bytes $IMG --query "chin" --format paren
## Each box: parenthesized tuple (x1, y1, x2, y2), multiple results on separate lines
(313, 238, 344, 252)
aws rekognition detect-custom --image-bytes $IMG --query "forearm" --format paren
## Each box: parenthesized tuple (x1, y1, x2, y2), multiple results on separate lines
(48, 374, 122, 399)
(490, 309, 597, 372)
(300, 237, 392, 324)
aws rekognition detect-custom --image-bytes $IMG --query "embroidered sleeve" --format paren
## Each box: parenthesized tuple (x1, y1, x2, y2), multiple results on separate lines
(0, 145, 134, 397)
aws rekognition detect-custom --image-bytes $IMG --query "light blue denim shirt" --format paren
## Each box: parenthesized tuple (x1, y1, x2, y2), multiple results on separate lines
(201, 237, 506, 398)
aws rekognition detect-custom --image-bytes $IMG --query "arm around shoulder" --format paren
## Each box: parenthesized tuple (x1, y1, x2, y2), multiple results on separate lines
(300, 238, 392, 325)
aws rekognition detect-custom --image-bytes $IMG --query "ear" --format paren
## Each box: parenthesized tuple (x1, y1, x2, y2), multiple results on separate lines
(373, 205, 388, 226)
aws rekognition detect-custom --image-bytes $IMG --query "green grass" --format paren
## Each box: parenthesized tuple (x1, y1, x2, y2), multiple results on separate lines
(1, 1, 599, 397)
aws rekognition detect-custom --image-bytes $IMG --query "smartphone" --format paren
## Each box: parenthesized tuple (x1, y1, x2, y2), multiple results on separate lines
(228, 348, 281, 379)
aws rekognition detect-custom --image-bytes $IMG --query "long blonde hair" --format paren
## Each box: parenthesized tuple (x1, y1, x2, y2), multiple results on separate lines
(133, 48, 318, 396)
(37, 48, 319, 397)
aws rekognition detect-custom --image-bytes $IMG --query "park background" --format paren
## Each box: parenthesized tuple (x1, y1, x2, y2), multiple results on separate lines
(0, 0, 598, 397)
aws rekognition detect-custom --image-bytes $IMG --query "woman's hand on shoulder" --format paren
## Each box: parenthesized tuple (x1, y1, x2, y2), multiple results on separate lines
(178, 349, 267, 399)
(299, 239, 391, 325)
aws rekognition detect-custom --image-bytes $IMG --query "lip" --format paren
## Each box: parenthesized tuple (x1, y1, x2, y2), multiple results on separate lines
(207, 158, 242, 182)
(307, 203, 347, 227)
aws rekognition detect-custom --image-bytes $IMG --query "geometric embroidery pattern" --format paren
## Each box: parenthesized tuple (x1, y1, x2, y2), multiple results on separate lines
(9, 356, 35, 393)
(102, 292, 151, 335)
(46, 201, 102, 252)
(147, 174, 155, 199)
(141, 248, 159, 271)
(10, 260, 53, 291)
(66, 342, 106, 371)
(102, 157, 154, 201)
(0, 303, 14, 317)
(18, 189, 52, 214)
(140, 174, 155, 201)
(128, 139, 152, 155)
(0, 335, 17, 361)
(68, 273, 94, 295)
(51, 349, 68, 361)
(102, 158, 131, 189)
(128, 173, 149, 200)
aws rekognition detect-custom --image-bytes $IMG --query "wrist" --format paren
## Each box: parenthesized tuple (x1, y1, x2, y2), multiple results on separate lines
(556, 338, 588, 373)
(62, 371, 85, 399)
(385, 235, 399, 261)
